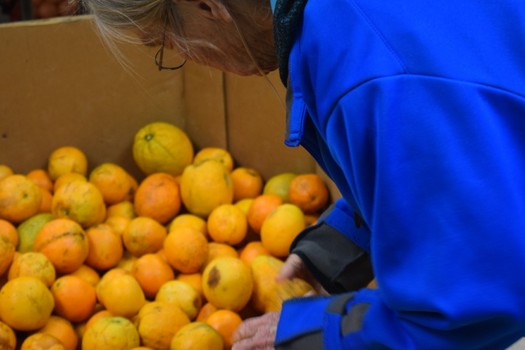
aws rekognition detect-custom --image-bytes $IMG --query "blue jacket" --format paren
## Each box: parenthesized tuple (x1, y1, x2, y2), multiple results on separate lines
(273, 0, 525, 348)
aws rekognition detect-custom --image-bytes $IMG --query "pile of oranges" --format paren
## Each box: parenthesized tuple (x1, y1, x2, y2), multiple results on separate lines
(0, 121, 330, 350)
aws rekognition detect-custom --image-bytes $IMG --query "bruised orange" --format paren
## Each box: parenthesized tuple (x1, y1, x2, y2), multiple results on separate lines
(134, 172, 181, 224)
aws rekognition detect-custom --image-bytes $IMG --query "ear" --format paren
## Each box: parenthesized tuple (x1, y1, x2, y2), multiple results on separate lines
(174, 0, 232, 22)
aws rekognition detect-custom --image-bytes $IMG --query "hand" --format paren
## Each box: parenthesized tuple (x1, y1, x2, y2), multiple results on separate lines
(232, 311, 280, 350)
(277, 253, 327, 295)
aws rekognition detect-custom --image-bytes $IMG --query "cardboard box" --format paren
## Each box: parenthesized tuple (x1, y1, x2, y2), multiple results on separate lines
(0, 15, 319, 183)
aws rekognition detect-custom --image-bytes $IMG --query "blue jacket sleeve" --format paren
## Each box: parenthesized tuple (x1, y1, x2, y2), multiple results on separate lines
(275, 76, 525, 349)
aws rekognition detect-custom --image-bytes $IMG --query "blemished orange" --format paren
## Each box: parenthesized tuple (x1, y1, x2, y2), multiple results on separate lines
(89, 162, 132, 205)
(47, 146, 88, 181)
(0, 164, 14, 181)
(202, 257, 253, 312)
(33, 218, 89, 274)
(0, 276, 55, 331)
(85, 223, 124, 271)
(38, 315, 79, 350)
(97, 274, 146, 318)
(52, 172, 86, 193)
(170, 321, 224, 350)
(122, 216, 167, 257)
(134, 172, 181, 224)
(51, 180, 106, 228)
(260, 203, 306, 258)
(27, 168, 54, 193)
(0, 320, 17, 350)
(207, 204, 248, 246)
(204, 242, 239, 268)
(239, 241, 271, 265)
(180, 159, 234, 218)
(193, 147, 234, 172)
(82, 316, 140, 350)
(163, 226, 209, 274)
(155, 280, 202, 320)
(20, 332, 66, 350)
(230, 167, 263, 201)
(8, 251, 56, 287)
(136, 301, 190, 350)
(133, 121, 194, 177)
(206, 309, 243, 350)
(0, 236, 15, 276)
(0, 218, 18, 247)
(69, 264, 100, 288)
(106, 200, 136, 219)
(196, 302, 218, 322)
(169, 213, 208, 238)
(288, 173, 330, 214)
(51, 275, 97, 323)
(131, 253, 175, 299)
(0, 174, 42, 224)
(246, 194, 283, 234)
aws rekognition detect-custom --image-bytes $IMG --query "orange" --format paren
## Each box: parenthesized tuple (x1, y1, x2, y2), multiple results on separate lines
(27, 168, 54, 193)
(106, 200, 136, 219)
(8, 251, 56, 287)
(193, 147, 234, 172)
(207, 204, 248, 246)
(136, 301, 190, 350)
(260, 203, 306, 258)
(0, 165, 14, 181)
(202, 257, 253, 312)
(239, 241, 270, 265)
(134, 172, 181, 224)
(47, 146, 88, 181)
(38, 188, 53, 213)
(20, 333, 65, 350)
(196, 302, 218, 322)
(38, 315, 79, 350)
(132, 121, 194, 176)
(53, 172, 86, 193)
(122, 216, 167, 257)
(51, 180, 106, 228)
(170, 321, 223, 350)
(180, 159, 234, 217)
(206, 309, 243, 350)
(95, 267, 129, 304)
(89, 162, 132, 205)
(0, 320, 16, 350)
(82, 316, 140, 350)
(246, 194, 283, 234)
(0, 236, 15, 276)
(155, 280, 202, 320)
(69, 264, 100, 287)
(263, 172, 297, 202)
(288, 173, 329, 214)
(176, 273, 204, 300)
(169, 213, 208, 238)
(51, 275, 97, 323)
(97, 274, 146, 318)
(204, 242, 239, 268)
(231, 167, 263, 201)
(0, 218, 18, 247)
(33, 218, 89, 274)
(163, 226, 209, 274)
(0, 276, 55, 331)
(16, 212, 54, 253)
(84, 309, 113, 331)
(0, 174, 42, 224)
(85, 223, 123, 271)
(131, 253, 175, 299)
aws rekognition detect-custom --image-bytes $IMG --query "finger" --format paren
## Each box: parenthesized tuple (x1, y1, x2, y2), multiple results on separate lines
(233, 317, 261, 343)
(276, 254, 303, 282)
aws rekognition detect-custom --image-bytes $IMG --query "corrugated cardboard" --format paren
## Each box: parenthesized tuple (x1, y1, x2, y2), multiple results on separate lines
(0, 15, 317, 182)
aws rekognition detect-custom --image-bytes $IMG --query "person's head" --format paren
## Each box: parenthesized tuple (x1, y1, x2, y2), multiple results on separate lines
(83, 0, 278, 75)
